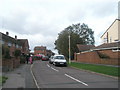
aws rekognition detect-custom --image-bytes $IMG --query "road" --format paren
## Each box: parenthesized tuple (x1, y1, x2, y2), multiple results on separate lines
(31, 60, 118, 88)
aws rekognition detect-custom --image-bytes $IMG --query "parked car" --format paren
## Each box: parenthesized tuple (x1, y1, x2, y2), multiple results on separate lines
(42, 56, 49, 61)
(53, 55, 67, 66)
(49, 56, 54, 64)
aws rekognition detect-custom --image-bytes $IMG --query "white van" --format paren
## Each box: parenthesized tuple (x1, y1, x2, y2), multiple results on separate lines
(53, 55, 67, 66)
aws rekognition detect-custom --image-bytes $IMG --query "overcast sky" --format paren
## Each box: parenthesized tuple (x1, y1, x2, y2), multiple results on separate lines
(0, 0, 119, 53)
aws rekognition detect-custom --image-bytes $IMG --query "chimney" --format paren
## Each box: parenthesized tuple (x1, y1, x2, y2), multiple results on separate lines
(6, 32, 9, 36)
(15, 35, 17, 40)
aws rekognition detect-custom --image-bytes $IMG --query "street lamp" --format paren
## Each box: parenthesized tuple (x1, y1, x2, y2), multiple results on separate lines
(68, 35, 71, 64)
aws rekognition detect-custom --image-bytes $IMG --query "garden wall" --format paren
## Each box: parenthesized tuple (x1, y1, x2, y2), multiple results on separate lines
(2, 58, 20, 72)
(74, 50, 119, 65)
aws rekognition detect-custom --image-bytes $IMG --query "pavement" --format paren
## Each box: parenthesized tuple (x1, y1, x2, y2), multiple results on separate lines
(1, 63, 36, 89)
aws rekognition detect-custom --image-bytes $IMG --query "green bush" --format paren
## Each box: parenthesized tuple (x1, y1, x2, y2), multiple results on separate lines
(0, 76, 8, 84)
(3, 46, 11, 59)
(98, 52, 110, 59)
(14, 49, 21, 58)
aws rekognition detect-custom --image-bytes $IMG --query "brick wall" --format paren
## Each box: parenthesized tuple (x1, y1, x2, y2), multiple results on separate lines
(75, 50, 119, 65)
(2, 57, 20, 72)
(98, 50, 119, 59)
(75, 51, 101, 64)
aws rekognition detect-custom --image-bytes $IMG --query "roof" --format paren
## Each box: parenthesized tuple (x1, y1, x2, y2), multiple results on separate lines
(1, 32, 29, 47)
(92, 41, 120, 50)
(101, 19, 120, 38)
(34, 46, 46, 50)
(77, 44, 95, 52)
(17, 39, 29, 47)
(1, 32, 22, 46)
(17, 39, 28, 44)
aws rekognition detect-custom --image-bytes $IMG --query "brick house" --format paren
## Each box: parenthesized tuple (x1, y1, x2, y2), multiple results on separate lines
(1, 32, 30, 56)
(17, 39, 30, 55)
(34, 46, 47, 55)
(1, 32, 30, 71)
(46, 50, 55, 57)
(74, 19, 120, 65)
(74, 41, 120, 65)
(34, 46, 54, 57)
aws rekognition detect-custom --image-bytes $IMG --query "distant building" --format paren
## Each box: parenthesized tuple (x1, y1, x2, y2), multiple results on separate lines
(34, 46, 47, 55)
(101, 19, 120, 43)
(1, 32, 30, 57)
(46, 50, 55, 57)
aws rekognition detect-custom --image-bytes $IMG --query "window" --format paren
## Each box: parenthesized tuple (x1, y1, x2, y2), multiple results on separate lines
(16, 44, 19, 48)
(103, 38, 107, 43)
(112, 48, 120, 52)
(54, 56, 65, 59)
(2, 40, 4, 44)
(8, 42, 12, 46)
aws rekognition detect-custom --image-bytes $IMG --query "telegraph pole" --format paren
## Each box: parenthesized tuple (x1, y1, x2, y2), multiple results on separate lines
(68, 35, 71, 64)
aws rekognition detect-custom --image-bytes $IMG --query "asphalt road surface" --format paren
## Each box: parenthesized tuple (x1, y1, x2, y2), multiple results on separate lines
(31, 60, 118, 88)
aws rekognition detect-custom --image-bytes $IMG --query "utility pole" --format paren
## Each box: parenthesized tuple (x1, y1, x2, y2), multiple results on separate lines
(68, 35, 71, 64)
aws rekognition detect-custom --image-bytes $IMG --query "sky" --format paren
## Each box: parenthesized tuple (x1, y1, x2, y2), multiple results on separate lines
(0, 0, 119, 53)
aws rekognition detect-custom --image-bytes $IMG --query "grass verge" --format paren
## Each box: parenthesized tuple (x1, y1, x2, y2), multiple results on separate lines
(69, 62, 120, 77)
(0, 76, 8, 85)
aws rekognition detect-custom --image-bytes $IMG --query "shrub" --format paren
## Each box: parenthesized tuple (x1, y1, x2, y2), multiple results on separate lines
(98, 52, 110, 59)
(14, 49, 21, 58)
(3, 46, 11, 59)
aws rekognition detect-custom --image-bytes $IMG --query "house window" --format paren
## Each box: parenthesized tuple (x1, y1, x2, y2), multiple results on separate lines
(2, 40, 5, 44)
(103, 38, 107, 43)
(8, 42, 12, 46)
(112, 48, 120, 52)
(16, 44, 19, 48)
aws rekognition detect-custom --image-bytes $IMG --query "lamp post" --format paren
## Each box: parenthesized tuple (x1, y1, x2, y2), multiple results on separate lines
(68, 35, 71, 64)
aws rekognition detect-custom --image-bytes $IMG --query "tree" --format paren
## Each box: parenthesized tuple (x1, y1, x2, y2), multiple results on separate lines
(54, 23, 95, 60)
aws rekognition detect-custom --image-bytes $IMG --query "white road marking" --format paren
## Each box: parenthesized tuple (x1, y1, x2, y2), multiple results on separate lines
(51, 67, 59, 72)
(47, 64, 50, 67)
(65, 74, 88, 86)
(30, 64, 40, 88)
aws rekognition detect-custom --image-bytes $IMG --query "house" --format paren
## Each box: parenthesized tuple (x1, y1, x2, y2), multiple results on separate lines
(34, 46, 54, 57)
(34, 46, 47, 55)
(46, 50, 55, 57)
(17, 39, 30, 55)
(101, 19, 120, 43)
(74, 19, 120, 65)
(1, 31, 30, 71)
(1, 32, 30, 56)
(74, 42, 120, 65)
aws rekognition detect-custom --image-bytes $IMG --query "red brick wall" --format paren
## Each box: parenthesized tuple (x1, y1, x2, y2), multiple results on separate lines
(75, 51, 101, 64)
(2, 57, 20, 72)
(2, 59, 14, 71)
(98, 50, 119, 59)
(75, 50, 119, 65)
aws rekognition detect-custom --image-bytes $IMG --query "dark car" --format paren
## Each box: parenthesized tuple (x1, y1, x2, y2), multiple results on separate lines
(42, 56, 49, 61)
